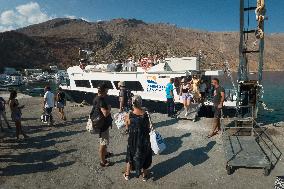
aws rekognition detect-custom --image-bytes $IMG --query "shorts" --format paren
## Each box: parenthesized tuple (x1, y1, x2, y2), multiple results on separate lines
(99, 129, 109, 146)
(213, 106, 222, 118)
(57, 102, 64, 109)
(11, 112, 21, 122)
(182, 93, 193, 101)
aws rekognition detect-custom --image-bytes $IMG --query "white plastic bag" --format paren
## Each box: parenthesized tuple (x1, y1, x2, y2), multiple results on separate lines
(86, 118, 95, 134)
(114, 112, 127, 129)
(150, 130, 166, 154)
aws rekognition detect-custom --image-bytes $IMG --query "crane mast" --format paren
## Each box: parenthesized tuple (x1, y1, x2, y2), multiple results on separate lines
(237, 0, 266, 118)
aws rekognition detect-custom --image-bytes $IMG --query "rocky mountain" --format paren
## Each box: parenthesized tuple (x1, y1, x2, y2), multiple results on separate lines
(0, 18, 283, 72)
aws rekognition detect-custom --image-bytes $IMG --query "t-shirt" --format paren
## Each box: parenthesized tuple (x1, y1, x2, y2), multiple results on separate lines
(57, 92, 65, 103)
(213, 86, 225, 106)
(181, 85, 189, 93)
(93, 96, 108, 110)
(92, 96, 112, 132)
(44, 91, 55, 108)
(0, 97, 5, 111)
(166, 83, 174, 99)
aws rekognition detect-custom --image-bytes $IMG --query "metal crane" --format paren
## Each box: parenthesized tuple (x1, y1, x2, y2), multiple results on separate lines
(237, 0, 266, 118)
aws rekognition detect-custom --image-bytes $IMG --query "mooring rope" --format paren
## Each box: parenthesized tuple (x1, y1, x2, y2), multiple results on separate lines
(255, 0, 265, 39)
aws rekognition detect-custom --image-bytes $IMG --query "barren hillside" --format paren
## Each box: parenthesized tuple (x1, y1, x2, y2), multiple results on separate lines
(0, 18, 283, 71)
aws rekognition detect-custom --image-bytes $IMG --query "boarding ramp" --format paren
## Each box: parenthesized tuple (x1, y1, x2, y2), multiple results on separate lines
(177, 103, 202, 122)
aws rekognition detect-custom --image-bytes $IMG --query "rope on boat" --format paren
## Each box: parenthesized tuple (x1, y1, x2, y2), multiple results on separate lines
(255, 0, 265, 39)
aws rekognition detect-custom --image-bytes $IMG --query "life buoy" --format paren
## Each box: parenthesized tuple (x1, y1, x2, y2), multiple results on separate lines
(139, 58, 153, 71)
(80, 63, 86, 70)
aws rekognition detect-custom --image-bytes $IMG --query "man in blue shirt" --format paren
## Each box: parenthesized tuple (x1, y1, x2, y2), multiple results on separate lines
(165, 78, 175, 117)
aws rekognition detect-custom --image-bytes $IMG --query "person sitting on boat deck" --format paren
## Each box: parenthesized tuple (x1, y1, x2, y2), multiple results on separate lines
(165, 78, 175, 118)
(43, 86, 55, 126)
(199, 80, 208, 103)
(0, 96, 12, 131)
(90, 82, 114, 167)
(8, 90, 28, 140)
(190, 75, 201, 102)
(179, 78, 193, 117)
(124, 95, 152, 181)
(118, 81, 133, 112)
(208, 78, 225, 138)
(56, 87, 66, 121)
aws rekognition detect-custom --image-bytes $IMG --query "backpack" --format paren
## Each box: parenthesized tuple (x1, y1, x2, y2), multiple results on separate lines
(89, 107, 105, 134)
(88, 96, 108, 134)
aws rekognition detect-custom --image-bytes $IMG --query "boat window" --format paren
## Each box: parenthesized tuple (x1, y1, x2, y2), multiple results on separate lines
(74, 80, 91, 88)
(91, 80, 114, 89)
(114, 81, 144, 91)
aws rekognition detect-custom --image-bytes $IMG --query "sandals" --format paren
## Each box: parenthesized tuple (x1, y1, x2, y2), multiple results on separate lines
(142, 175, 148, 182)
(100, 160, 113, 167)
(123, 173, 130, 181)
(142, 171, 149, 181)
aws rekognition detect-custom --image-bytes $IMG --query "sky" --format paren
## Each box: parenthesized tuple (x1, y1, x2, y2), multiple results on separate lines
(0, 0, 283, 33)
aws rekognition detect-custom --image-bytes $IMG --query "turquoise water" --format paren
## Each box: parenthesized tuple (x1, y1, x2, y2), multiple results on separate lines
(259, 72, 284, 124)
(221, 72, 284, 124)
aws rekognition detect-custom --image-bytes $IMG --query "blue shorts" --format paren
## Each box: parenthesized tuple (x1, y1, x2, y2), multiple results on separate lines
(182, 93, 193, 101)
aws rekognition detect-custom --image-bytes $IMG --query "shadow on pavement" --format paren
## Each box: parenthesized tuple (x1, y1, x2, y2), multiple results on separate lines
(0, 161, 75, 176)
(154, 118, 179, 129)
(0, 149, 76, 176)
(151, 141, 216, 181)
(0, 149, 76, 163)
(161, 133, 191, 155)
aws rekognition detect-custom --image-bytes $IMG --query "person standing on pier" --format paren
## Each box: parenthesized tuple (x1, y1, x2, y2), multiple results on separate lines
(124, 95, 152, 181)
(179, 78, 193, 117)
(208, 78, 225, 138)
(56, 87, 66, 120)
(165, 78, 175, 117)
(91, 83, 113, 167)
(43, 86, 55, 126)
(0, 96, 12, 131)
(8, 90, 28, 140)
(118, 81, 132, 112)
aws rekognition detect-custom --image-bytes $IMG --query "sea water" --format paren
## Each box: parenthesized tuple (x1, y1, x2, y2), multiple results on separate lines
(221, 71, 284, 125)
(259, 72, 284, 124)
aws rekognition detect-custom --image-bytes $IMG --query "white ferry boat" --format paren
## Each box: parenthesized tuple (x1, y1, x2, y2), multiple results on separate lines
(60, 56, 237, 116)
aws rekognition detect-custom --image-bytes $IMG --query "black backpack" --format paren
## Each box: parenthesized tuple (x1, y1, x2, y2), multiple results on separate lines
(90, 97, 106, 133)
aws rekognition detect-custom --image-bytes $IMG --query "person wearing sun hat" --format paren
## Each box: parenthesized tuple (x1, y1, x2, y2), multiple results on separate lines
(118, 81, 132, 112)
